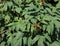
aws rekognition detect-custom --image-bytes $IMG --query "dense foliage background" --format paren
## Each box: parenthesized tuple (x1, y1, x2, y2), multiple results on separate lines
(0, 0, 60, 46)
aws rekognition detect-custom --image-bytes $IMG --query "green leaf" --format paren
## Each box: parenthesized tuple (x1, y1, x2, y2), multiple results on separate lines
(14, 7, 22, 13)
(46, 22, 54, 34)
(30, 18, 37, 23)
(50, 41, 60, 46)
(6, 1, 13, 8)
(54, 21, 60, 32)
(15, 24, 20, 31)
(0, 42, 5, 46)
(11, 32, 23, 46)
(32, 35, 40, 44)
(7, 36, 13, 46)
(46, 8, 53, 15)
(26, 0, 32, 3)
(42, 25, 47, 31)
(4, 15, 10, 24)
(6, 22, 14, 26)
(27, 23, 31, 32)
(44, 33, 51, 42)
(23, 37, 27, 46)
(28, 36, 32, 46)
(31, 25, 34, 33)
(13, 0, 22, 5)
(0, 3, 7, 11)
(38, 36, 45, 46)
(14, 17, 18, 21)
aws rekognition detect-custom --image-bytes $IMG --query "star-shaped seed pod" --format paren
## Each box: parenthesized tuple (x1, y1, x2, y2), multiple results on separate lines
(33, 22, 41, 31)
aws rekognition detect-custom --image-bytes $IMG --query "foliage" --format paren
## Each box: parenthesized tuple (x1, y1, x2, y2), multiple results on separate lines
(0, 0, 60, 46)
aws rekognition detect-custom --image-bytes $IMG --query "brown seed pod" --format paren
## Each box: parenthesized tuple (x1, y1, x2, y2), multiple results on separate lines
(0, 0, 2, 3)
(33, 22, 41, 31)
(0, 31, 3, 35)
(41, 0, 45, 5)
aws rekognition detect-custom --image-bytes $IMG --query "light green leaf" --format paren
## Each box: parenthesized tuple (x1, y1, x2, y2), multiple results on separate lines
(50, 41, 60, 46)
(15, 7, 22, 13)
(28, 36, 32, 46)
(38, 36, 45, 46)
(23, 37, 27, 46)
(26, 0, 32, 3)
(46, 22, 54, 34)
(42, 25, 47, 31)
(32, 35, 40, 44)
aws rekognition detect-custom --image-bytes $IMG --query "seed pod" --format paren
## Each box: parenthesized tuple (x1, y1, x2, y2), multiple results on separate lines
(41, 0, 45, 5)
(33, 22, 41, 31)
